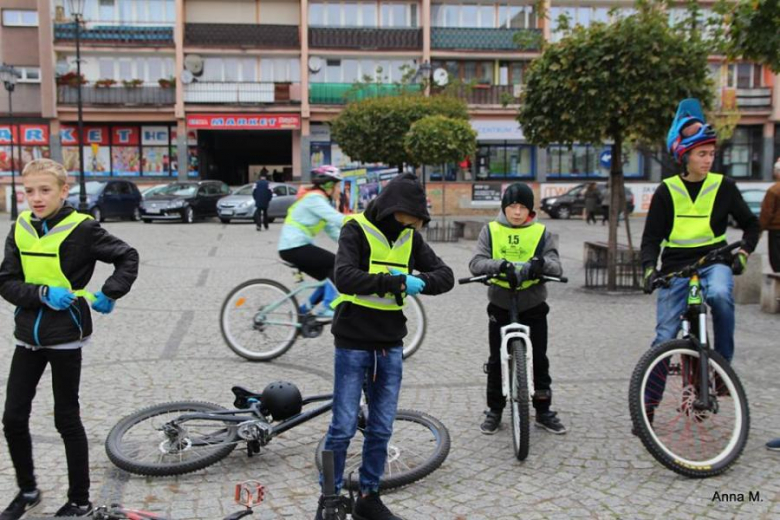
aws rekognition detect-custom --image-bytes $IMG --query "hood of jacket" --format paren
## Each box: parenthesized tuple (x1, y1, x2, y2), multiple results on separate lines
(363, 173, 430, 240)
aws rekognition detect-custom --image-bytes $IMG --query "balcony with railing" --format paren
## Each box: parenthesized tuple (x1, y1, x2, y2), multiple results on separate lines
(434, 84, 521, 106)
(310, 83, 422, 105)
(184, 24, 300, 48)
(57, 86, 175, 106)
(720, 87, 773, 111)
(54, 23, 174, 46)
(431, 28, 542, 51)
(183, 82, 302, 104)
(309, 28, 422, 50)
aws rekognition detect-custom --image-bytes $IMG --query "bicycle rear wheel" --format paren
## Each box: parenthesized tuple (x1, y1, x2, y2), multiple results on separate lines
(220, 279, 300, 361)
(509, 340, 530, 461)
(315, 409, 450, 491)
(105, 401, 239, 476)
(401, 296, 426, 360)
(628, 339, 750, 478)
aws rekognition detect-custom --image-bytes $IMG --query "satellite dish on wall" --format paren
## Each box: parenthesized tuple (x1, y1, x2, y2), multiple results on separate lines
(55, 61, 71, 76)
(184, 54, 204, 76)
(433, 68, 449, 86)
(308, 56, 323, 73)
(180, 69, 194, 84)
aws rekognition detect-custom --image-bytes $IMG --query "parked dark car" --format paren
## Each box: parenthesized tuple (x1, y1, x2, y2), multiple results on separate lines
(139, 180, 230, 223)
(540, 183, 635, 219)
(66, 180, 142, 222)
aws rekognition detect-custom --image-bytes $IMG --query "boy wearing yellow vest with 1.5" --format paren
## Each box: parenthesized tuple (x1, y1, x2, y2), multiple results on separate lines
(469, 183, 566, 436)
(0, 159, 138, 519)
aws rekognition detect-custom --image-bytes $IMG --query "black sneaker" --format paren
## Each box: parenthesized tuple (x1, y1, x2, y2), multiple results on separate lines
(54, 501, 92, 517)
(480, 409, 501, 435)
(766, 438, 780, 451)
(353, 492, 401, 520)
(0, 490, 41, 520)
(535, 411, 567, 434)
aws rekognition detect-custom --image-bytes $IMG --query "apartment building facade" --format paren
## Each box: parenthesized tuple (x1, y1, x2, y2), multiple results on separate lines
(1, 0, 778, 211)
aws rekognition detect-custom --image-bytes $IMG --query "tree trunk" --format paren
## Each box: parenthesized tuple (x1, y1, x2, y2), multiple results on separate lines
(607, 135, 624, 291)
(441, 164, 447, 229)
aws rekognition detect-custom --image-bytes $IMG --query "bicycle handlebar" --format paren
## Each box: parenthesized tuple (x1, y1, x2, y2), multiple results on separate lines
(459, 274, 568, 285)
(651, 240, 744, 291)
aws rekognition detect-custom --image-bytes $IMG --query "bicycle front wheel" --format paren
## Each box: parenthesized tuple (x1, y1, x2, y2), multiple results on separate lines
(509, 339, 530, 461)
(105, 401, 239, 477)
(401, 295, 427, 360)
(315, 409, 450, 491)
(220, 279, 300, 361)
(628, 339, 750, 478)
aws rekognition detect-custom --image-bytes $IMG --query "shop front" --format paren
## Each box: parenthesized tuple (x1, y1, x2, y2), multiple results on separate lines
(187, 113, 300, 186)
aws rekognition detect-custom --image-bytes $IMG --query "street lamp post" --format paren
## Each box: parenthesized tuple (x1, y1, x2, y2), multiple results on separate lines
(68, 0, 88, 213)
(414, 61, 432, 188)
(0, 64, 20, 220)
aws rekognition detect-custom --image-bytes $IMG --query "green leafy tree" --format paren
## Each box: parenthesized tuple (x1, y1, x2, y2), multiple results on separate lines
(331, 95, 469, 170)
(715, 0, 780, 72)
(404, 115, 477, 222)
(518, 1, 712, 290)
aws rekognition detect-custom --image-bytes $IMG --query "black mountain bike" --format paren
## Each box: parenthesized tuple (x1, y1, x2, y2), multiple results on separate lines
(628, 241, 750, 478)
(105, 383, 450, 491)
(460, 271, 567, 460)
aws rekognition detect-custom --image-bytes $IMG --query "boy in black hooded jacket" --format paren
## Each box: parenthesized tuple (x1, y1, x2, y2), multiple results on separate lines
(314, 174, 453, 520)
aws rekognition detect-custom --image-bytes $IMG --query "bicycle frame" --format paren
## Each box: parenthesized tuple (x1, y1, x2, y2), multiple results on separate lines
(679, 273, 714, 411)
(254, 279, 328, 328)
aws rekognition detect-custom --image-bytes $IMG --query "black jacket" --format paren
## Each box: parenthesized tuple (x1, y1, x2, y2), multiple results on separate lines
(640, 175, 760, 274)
(331, 174, 454, 350)
(253, 180, 272, 209)
(0, 204, 139, 346)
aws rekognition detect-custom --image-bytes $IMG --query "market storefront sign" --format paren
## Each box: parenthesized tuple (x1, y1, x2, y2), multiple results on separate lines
(186, 114, 301, 130)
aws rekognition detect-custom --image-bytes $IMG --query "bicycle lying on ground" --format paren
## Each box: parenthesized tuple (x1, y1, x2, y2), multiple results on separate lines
(628, 240, 750, 478)
(105, 382, 450, 491)
(90, 481, 263, 519)
(459, 271, 567, 460)
(220, 262, 427, 361)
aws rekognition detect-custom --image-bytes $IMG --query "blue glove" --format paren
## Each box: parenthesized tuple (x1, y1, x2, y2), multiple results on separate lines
(42, 286, 75, 311)
(91, 291, 116, 314)
(389, 268, 426, 296)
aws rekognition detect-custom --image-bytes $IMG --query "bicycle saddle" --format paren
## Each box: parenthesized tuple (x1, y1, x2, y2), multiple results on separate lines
(232, 386, 263, 409)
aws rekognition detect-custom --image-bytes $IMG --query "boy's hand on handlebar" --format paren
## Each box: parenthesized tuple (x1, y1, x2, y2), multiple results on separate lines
(643, 267, 659, 294)
(731, 250, 748, 276)
(527, 257, 545, 280)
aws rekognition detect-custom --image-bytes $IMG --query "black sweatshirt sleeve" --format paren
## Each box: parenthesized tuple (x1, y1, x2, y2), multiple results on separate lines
(723, 179, 760, 253)
(333, 221, 405, 297)
(411, 233, 454, 295)
(640, 184, 672, 270)
(0, 225, 45, 309)
(89, 222, 140, 299)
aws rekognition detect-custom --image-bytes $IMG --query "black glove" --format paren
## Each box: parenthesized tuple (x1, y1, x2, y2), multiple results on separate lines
(642, 267, 658, 295)
(498, 260, 514, 274)
(497, 260, 518, 288)
(528, 257, 545, 280)
(731, 251, 748, 276)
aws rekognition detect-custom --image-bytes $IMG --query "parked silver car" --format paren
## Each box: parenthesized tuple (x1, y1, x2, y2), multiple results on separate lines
(217, 182, 299, 224)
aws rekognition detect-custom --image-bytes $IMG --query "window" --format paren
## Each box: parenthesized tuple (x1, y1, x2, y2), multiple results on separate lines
(104, 183, 119, 196)
(309, 3, 324, 25)
(224, 58, 240, 82)
(478, 5, 494, 28)
(361, 3, 377, 26)
(118, 60, 134, 81)
(547, 144, 642, 178)
(475, 143, 534, 179)
(15, 67, 41, 84)
(273, 186, 287, 196)
(117, 182, 132, 195)
(2, 9, 38, 27)
(727, 63, 763, 89)
(719, 126, 762, 179)
(288, 186, 298, 195)
(381, 3, 414, 28)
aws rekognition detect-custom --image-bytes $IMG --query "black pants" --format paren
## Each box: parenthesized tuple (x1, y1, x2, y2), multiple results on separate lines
(254, 207, 269, 230)
(586, 210, 597, 225)
(279, 244, 335, 281)
(769, 230, 780, 273)
(486, 302, 552, 414)
(2, 347, 89, 503)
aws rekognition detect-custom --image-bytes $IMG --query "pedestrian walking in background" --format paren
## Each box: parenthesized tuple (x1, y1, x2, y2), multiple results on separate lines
(584, 182, 601, 225)
(759, 157, 780, 273)
(253, 174, 273, 231)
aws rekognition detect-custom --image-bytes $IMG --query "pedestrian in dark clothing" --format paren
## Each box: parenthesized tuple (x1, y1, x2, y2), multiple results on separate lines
(253, 175, 273, 231)
(0, 159, 138, 520)
(584, 183, 600, 225)
(759, 158, 780, 273)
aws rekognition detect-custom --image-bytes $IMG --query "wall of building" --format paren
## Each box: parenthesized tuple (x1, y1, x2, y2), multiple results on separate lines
(185, 0, 258, 23)
(259, 0, 300, 24)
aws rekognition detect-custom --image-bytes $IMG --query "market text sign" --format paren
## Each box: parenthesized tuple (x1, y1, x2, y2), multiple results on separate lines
(186, 114, 301, 130)
(0, 124, 50, 145)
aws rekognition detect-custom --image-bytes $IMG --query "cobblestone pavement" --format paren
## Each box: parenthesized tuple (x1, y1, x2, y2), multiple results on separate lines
(1, 215, 778, 519)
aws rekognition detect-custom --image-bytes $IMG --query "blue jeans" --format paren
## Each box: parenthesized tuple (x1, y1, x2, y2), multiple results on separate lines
(652, 263, 735, 362)
(321, 347, 403, 494)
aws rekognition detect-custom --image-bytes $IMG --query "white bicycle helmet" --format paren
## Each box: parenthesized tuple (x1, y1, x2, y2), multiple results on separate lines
(311, 165, 343, 185)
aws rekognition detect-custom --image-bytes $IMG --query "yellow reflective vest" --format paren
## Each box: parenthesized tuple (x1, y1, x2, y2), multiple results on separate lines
(331, 213, 414, 311)
(284, 191, 328, 237)
(663, 173, 726, 249)
(488, 220, 545, 290)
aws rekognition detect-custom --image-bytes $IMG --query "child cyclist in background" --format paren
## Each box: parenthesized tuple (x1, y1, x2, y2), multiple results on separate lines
(469, 182, 567, 436)
(0, 159, 138, 519)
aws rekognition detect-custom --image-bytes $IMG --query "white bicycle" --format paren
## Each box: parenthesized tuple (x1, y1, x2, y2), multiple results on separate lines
(460, 271, 567, 460)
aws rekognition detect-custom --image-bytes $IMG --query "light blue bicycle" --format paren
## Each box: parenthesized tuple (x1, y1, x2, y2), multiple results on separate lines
(220, 262, 427, 361)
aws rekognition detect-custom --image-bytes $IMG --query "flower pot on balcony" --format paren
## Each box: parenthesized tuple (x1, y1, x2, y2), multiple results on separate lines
(57, 72, 87, 87)
(95, 79, 116, 88)
(158, 78, 176, 89)
(274, 82, 291, 102)
(122, 79, 144, 88)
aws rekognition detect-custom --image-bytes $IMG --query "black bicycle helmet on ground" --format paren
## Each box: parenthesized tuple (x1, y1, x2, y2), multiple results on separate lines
(261, 381, 303, 421)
